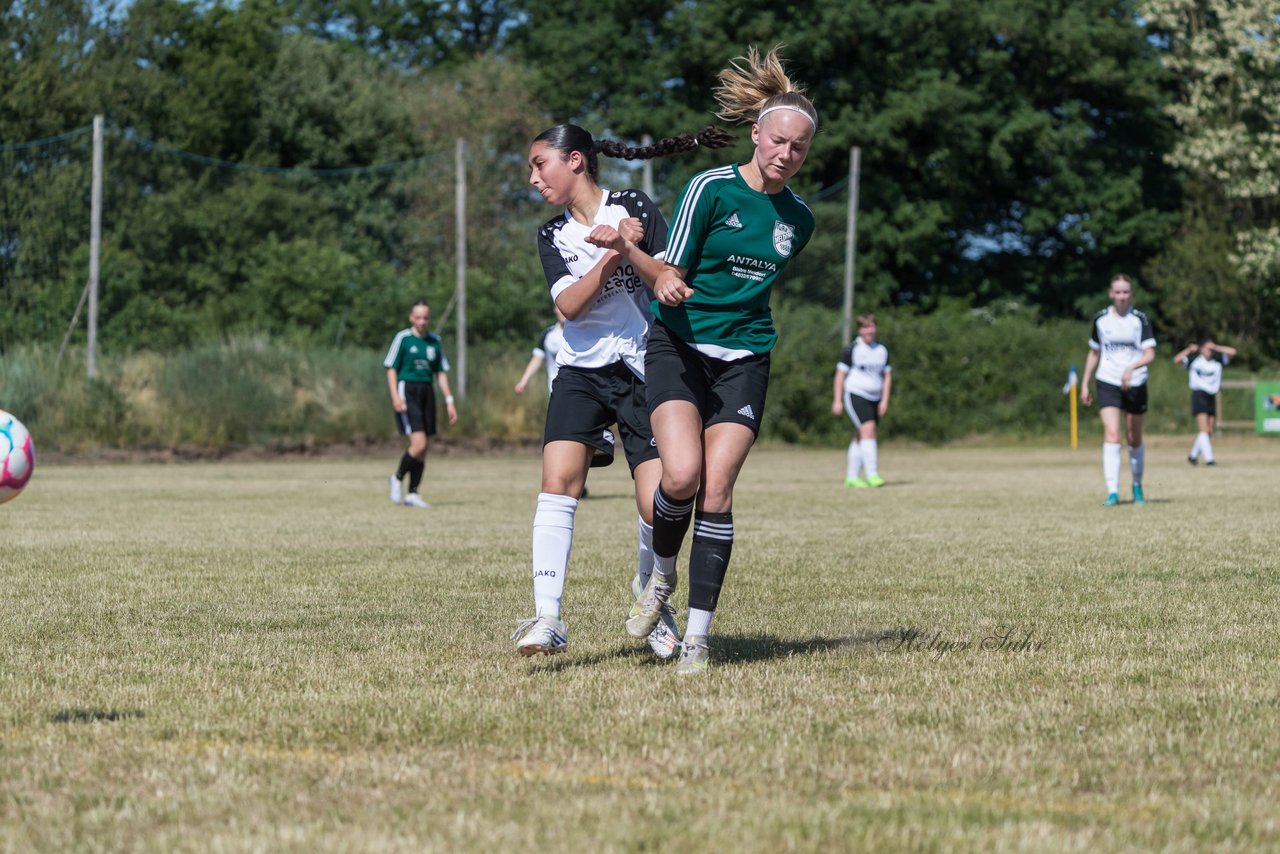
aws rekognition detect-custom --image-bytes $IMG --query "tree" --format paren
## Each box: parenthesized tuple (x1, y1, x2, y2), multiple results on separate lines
(1141, 0, 1280, 356)
(510, 0, 1181, 317)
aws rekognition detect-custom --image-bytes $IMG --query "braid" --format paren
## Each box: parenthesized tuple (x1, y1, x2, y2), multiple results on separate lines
(714, 45, 816, 128)
(594, 126, 735, 162)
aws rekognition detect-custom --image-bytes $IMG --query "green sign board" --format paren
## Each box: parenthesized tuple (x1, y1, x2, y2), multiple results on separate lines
(1257, 383, 1280, 434)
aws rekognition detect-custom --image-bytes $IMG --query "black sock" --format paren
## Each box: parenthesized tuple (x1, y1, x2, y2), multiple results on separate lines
(395, 452, 414, 480)
(688, 511, 733, 612)
(408, 458, 425, 494)
(651, 485, 694, 576)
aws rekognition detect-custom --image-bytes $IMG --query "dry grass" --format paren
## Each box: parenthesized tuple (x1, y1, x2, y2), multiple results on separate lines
(2, 438, 1278, 851)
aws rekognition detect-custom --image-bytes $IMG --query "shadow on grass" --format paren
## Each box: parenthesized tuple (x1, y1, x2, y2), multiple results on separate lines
(50, 708, 146, 724)
(522, 629, 892, 672)
(714, 629, 890, 664)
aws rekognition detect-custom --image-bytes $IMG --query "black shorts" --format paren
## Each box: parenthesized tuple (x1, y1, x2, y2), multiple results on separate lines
(395, 381, 437, 436)
(1096, 380, 1148, 415)
(544, 362, 658, 475)
(844, 391, 880, 428)
(645, 319, 771, 436)
(1191, 390, 1217, 417)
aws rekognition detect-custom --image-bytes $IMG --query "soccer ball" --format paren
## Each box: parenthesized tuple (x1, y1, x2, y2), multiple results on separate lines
(0, 409, 35, 505)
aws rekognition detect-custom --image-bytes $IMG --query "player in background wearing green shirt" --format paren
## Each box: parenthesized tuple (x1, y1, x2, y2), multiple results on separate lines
(627, 46, 818, 674)
(384, 300, 458, 507)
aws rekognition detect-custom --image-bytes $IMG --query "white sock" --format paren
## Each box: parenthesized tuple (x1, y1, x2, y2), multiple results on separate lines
(862, 438, 879, 478)
(636, 516, 654, 589)
(1129, 443, 1145, 486)
(1103, 442, 1121, 494)
(531, 492, 578, 618)
(1199, 432, 1214, 463)
(845, 439, 862, 481)
(686, 607, 713, 639)
(1189, 434, 1201, 460)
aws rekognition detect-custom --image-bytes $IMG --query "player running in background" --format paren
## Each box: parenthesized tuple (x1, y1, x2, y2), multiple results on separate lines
(1172, 338, 1238, 466)
(630, 46, 817, 674)
(385, 301, 458, 508)
(1080, 274, 1155, 507)
(514, 307, 568, 396)
(511, 122, 733, 660)
(832, 313, 892, 487)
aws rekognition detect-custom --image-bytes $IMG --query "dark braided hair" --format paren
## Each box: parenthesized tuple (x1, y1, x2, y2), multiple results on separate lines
(534, 124, 735, 180)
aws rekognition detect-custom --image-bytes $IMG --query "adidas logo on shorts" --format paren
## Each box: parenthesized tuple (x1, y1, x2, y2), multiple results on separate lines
(725, 212, 744, 229)
(737, 404, 755, 420)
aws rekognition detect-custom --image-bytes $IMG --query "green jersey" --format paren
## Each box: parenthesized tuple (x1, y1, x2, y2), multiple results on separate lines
(383, 329, 449, 382)
(655, 163, 815, 356)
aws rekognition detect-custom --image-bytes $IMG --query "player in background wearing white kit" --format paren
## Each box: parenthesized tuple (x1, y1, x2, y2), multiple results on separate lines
(832, 313, 892, 487)
(515, 307, 598, 498)
(1081, 274, 1156, 507)
(512, 122, 733, 659)
(514, 306, 568, 396)
(1172, 338, 1237, 466)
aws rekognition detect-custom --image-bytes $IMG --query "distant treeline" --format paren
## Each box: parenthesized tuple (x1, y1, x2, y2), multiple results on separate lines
(4, 0, 1279, 365)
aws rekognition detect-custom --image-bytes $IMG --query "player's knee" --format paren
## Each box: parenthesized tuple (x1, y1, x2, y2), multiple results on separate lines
(661, 463, 700, 499)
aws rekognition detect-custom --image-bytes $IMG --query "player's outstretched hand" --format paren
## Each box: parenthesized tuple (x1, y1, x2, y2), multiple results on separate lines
(654, 268, 694, 307)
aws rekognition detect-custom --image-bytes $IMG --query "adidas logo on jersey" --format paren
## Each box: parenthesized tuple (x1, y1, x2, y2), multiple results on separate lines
(737, 404, 755, 421)
(725, 212, 744, 229)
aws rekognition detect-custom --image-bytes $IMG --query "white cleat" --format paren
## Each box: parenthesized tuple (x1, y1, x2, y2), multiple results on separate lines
(626, 571, 676, 637)
(389, 475, 403, 505)
(512, 616, 568, 656)
(402, 493, 430, 508)
(631, 575, 680, 660)
(676, 635, 711, 675)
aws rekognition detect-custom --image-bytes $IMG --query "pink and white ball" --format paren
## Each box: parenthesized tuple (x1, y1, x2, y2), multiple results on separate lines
(0, 409, 35, 504)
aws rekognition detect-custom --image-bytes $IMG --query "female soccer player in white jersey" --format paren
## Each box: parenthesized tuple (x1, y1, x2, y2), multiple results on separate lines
(384, 300, 458, 508)
(833, 313, 892, 487)
(1081, 274, 1156, 506)
(1172, 337, 1238, 465)
(512, 123, 733, 659)
(628, 46, 818, 674)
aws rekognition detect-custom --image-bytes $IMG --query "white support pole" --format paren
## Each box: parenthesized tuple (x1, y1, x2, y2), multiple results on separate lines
(455, 137, 467, 398)
(87, 114, 103, 379)
(841, 146, 861, 347)
(641, 134, 654, 200)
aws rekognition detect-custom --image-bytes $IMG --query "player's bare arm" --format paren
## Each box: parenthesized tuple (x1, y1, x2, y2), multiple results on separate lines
(832, 368, 847, 415)
(1081, 349, 1099, 406)
(387, 367, 406, 412)
(1121, 347, 1156, 390)
(554, 250, 625, 320)
(436, 372, 459, 424)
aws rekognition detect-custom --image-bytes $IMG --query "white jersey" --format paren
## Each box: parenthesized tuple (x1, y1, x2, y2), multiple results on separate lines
(1181, 352, 1229, 395)
(837, 339, 891, 401)
(1089, 307, 1156, 387)
(532, 323, 567, 393)
(536, 188, 667, 379)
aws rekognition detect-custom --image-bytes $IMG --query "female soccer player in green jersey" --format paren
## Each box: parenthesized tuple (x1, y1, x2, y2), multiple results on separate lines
(384, 300, 458, 507)
(511, 122, 732, 660)
(627, 46, 818, 674)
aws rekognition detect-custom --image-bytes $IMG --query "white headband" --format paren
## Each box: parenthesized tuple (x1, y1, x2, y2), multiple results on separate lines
(756, 104, 816, 127)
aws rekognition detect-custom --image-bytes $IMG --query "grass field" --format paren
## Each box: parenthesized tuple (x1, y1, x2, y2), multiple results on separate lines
(3, 438, 1278, 851)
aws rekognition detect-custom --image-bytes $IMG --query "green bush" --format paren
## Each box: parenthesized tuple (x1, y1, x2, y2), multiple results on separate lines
(1, 316, 1272, 455)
